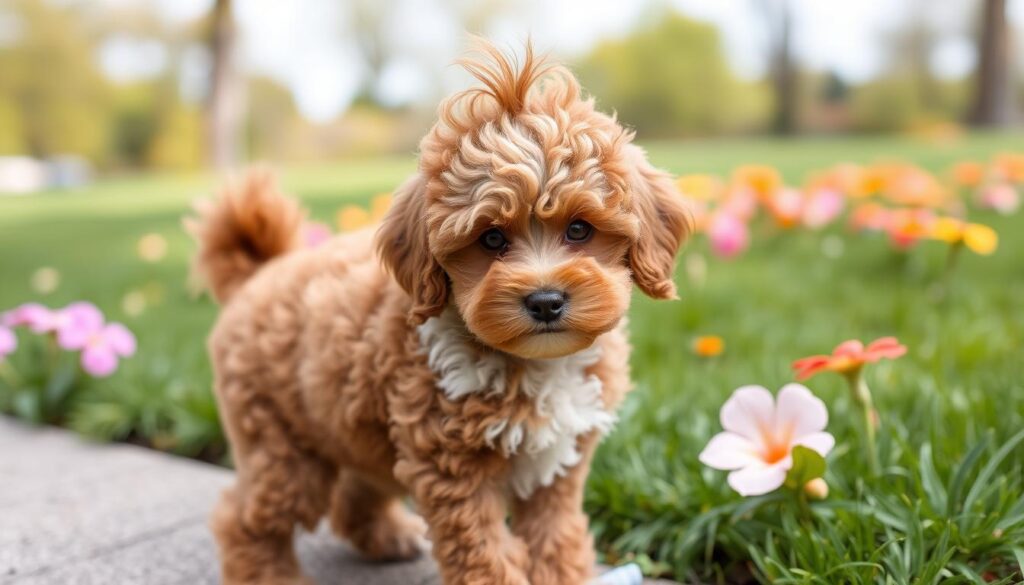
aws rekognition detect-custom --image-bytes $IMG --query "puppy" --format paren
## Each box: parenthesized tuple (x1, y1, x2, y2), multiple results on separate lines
(189, 41, 689, 585)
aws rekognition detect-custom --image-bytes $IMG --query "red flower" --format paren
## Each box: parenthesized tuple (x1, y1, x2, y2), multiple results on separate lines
(792, 337, 907, 381)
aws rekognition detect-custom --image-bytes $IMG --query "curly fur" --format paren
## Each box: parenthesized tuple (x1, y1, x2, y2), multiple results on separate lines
(192, 39, 689, 585)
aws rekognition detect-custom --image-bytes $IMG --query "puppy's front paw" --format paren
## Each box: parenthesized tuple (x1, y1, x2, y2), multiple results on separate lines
(352, 505, 429, 561)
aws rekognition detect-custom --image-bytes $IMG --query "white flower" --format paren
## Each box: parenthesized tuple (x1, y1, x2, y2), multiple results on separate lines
(699, 384, 835, 497)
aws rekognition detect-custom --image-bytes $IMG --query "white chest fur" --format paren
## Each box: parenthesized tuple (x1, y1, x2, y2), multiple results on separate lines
(418, 310, 616, 499)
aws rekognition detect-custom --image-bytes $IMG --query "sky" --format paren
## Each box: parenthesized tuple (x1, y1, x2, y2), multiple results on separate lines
(93, 0, 1024, 123)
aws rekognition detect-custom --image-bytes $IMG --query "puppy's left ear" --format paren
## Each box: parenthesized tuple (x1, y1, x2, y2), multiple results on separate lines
(624, 147, 691, 299)
(376, 173, 449, 324)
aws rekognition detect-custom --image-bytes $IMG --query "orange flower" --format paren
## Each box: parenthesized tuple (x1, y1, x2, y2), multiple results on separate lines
(692, 335, 724, 357)
(854, 164, 888, 198)
(732, 165, 782, 201)
(950, 161, 986, 188)
(930, 217, 998, 255)
(884, 165, 948, 207)
(850, 202, 889, 232)
(993, 153, 1024, 183)
(819, 162, 868, 198)
(885, 208, 934, 248)
(792, 337, 907, 381)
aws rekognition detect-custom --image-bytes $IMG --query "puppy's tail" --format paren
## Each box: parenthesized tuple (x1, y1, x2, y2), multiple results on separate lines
(185, 168, 305, 304)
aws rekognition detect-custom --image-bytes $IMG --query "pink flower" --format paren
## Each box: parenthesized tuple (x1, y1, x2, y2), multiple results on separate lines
(51, 302, 105, 351)
(699, 384, 835, 496)
(0, 326, 16, 359)
(3, 303, 55, 333)
(707, 212, 749, 259)
(302, 222, 333, 248)
(720, 187, 758, 221)
(802, 188, 845, 229)
(79, 323, 137, 377)
(766, 188, 804, 228)
(977, 183, 1020, 215)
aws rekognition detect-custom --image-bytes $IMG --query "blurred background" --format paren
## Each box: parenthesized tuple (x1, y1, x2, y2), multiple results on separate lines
(1, 0, 1023, 187)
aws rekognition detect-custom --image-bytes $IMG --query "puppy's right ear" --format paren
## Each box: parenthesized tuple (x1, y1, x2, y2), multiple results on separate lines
(376, 174, 449, 325)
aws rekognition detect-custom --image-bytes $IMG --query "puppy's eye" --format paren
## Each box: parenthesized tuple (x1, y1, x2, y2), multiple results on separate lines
(479, 228, 509, 252)
(565, 220, 593, 243)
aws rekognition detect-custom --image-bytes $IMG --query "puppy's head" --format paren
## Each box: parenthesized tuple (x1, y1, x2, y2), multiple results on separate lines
(377, 40, 690, 359)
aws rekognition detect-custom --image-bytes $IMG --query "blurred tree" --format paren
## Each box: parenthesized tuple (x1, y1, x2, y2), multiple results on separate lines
(246, 76, 301, 160)
(0, 97, 27, 154)
(969, 0, 1015, 126)
(758, 0, 798, 134)
(148, 103, 204, 170)
(0, 0, 111, 161)
(577, 14, 767, 137)
(204, 0, 244, 169)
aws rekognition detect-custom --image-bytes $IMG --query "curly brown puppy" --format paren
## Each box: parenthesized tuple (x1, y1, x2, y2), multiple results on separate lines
(189, 41, 689, 585)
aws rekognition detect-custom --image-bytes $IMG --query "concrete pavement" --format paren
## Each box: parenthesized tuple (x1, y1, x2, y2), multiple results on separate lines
(0, 418, 676, 585)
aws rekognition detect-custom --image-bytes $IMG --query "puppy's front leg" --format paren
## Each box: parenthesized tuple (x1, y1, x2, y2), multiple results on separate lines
(510, 433, 600, 585)
(400, 458, 530, 585)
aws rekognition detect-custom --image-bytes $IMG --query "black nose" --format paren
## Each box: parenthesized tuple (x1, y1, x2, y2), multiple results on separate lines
(524, 290, 566, 323)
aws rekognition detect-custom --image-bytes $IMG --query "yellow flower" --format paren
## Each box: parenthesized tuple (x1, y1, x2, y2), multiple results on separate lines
(137, 233, 168, 262)
(930, 217, 998, 255)
(676, 174, 723, 202)
(30, 267, 60, 294)
(692, 335, 724, 357)
(336, 205, 371, 232)
(370, 193, 393, 221)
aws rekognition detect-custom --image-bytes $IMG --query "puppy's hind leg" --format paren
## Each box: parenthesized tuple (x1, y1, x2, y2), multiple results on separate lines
(211, 406, 334, 585)
(327, 470, 428, 561)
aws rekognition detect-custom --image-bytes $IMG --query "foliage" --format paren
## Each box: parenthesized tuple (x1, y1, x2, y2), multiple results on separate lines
(0, 0, 112, 162)
(1, 135, 1023, 582)
(576, 13, 770, 137)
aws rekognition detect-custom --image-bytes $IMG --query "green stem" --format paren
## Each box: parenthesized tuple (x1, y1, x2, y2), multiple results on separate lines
(939, 242, 963, 296)
(795, 490, 813, 527)
(846, 370, 879, 476)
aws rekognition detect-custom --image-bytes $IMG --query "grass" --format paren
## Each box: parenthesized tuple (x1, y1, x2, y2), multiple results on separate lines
(2, 133, 1023, 583)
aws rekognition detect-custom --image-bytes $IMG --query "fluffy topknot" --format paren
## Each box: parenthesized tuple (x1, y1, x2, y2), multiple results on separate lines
(456, 38, 555, 117)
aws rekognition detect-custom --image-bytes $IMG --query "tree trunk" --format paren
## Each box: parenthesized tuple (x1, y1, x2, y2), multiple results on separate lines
(770, 0, 797, 135)
(205, 0, 243, 169)
(969, 0, 1014, 127)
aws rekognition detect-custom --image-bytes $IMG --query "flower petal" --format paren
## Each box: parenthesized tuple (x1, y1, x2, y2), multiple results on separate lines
(791, 355, 830, 380)
(699, 432, 761, 470)
(793, 431, 836, 457)
(81, 346, 118, 377)
(963, 223, 998, 255)
(775, 383, 829, 436)
(719, 385, 775, 441)
(56, 302, 104, 350)
(103, 323, 137, 357)
(726, 462, 788, 496)
(863, 337, 907, 362)
(832, 339, 864, 359)
(0, 326, 16, 358)
(4, 303, 55, 332)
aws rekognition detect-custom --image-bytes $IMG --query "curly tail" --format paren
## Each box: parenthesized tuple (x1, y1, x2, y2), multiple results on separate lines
(185, 169, 305, 303)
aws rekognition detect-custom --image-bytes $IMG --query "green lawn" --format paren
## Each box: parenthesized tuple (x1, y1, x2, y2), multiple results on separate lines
(2, 133, 1023, 583)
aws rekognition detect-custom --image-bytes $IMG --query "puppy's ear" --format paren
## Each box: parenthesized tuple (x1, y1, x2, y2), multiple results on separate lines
(376, 174, 449, 324)
(624, 148, 691, 299)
